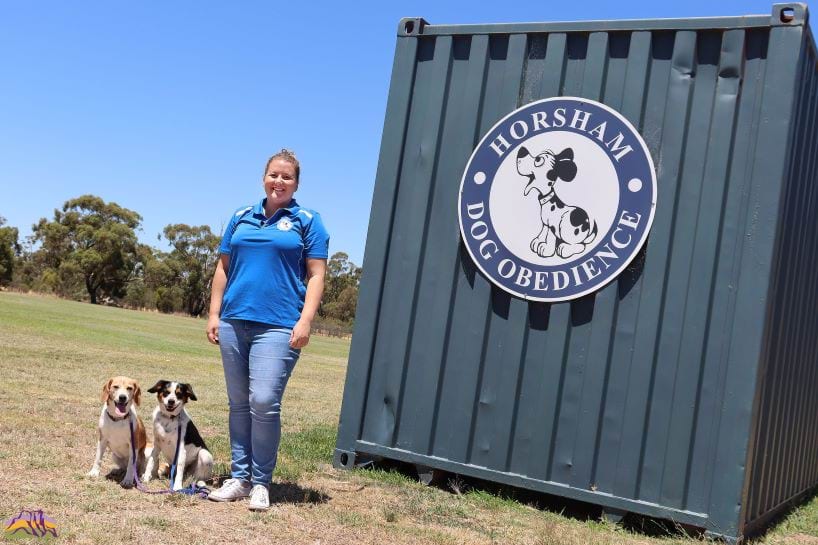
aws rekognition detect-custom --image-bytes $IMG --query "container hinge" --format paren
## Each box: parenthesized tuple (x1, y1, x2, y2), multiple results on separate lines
(771, 4, 807, 26)
(398, 17, 429, 37)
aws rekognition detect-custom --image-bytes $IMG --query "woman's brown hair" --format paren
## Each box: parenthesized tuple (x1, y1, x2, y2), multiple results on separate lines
(264, 149, 300, 182)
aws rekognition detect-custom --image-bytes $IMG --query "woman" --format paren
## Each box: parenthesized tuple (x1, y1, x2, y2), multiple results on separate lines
(205, 149, 328, 511)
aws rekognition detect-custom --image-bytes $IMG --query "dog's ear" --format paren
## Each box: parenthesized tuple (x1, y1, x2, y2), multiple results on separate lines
(133, 383, 142, 407)
(516, 146, 535, 177)
(147, 380, 168, 394)
(547, 148, 577, 182)
(100, 378, 113, 403)
(180, 383, 197, 402)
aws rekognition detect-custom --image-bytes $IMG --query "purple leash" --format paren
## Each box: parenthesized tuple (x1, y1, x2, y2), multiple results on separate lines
(129, 418, 209, 498)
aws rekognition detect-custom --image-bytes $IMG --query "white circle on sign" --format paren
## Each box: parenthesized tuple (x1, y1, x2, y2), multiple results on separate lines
(628, 178, 643, 192)
(488, 131, 619, 266)
(474, 171, 486, 184)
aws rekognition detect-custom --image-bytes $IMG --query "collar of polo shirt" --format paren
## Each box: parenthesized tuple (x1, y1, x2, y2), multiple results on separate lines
(254, 198, 301, 222)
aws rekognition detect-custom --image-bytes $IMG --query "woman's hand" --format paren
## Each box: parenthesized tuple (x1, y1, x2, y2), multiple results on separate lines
(290, 318, 311, 349)
(291, 258, 325, 349)
(206, 315, 220, 344)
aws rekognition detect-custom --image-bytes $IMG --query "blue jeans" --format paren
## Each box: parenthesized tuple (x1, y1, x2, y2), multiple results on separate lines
(218, 319, 300, 485)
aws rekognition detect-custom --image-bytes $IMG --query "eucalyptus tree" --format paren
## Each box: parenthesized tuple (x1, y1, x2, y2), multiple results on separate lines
(32, 195, 142, 304)
(161, 223, 220, 316)
(321, 251, 361, 323)
(0, 216, 20, 286)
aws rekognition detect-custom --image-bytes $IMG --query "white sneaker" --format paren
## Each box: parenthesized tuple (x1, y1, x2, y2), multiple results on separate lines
(248, 484, 270, 511)
(208, 478, 251, 502)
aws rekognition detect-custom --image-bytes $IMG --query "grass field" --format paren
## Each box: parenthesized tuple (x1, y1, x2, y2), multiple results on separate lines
(1, 291, 816, 545)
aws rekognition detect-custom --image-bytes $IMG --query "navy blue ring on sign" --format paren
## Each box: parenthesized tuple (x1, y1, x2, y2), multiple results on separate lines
(458, 97, 657, 302)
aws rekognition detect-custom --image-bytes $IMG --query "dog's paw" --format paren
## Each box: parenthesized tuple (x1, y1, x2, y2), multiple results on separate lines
(536, 243, 556, 257)
(557, 243, 583, 258)
(86, 468, 100, 478)
(172, 482, 184, 492)
(120, 476, 135, 488)
(141, 473, 152, 483)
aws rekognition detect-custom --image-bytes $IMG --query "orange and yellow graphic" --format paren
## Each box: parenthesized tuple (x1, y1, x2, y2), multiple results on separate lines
(4, 509, 57, 539)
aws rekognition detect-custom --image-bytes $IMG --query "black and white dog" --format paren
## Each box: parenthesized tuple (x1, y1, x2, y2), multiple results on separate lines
(142, 380, 213, 490)
(516, 146, 597, 259)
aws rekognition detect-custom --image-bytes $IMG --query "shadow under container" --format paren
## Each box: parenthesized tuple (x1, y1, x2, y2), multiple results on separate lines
(334, 4, 818, 542)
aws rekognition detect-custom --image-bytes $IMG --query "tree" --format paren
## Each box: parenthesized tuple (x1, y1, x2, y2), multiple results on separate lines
(161, 224, 220, 316)
(322, 285, 358, 323)
(32, 195, 142, 304)
(321, 252, 361, 323)
(122, 243, 160, 310)
(0, 216, 20, 286)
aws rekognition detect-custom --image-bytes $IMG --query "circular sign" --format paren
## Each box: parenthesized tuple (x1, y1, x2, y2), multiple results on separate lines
(458, 97, 656, 302)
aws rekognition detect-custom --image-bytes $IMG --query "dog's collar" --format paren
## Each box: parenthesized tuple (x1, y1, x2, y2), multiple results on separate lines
(538, 193, 551, 205)
(105, 409, 129, 422)
(161, 408, 181, 420)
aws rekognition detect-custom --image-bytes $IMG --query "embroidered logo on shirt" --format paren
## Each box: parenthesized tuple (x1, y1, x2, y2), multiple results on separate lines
(277, 219, 293, 232)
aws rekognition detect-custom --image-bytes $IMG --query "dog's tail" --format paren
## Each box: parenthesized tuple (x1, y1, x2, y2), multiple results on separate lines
(584, 222, 598, 245)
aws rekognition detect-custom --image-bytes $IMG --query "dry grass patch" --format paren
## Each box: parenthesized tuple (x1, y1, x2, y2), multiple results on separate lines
(1, 291, 817, 544)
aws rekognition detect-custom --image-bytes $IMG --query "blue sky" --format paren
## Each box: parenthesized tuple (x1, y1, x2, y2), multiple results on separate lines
(0, 1, 797, 266)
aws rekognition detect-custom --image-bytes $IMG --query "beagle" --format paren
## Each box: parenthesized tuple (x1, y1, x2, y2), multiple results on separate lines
(516, 146, 598, 259)
(142, 380, 213, 490)
(87, 376, 148, 487)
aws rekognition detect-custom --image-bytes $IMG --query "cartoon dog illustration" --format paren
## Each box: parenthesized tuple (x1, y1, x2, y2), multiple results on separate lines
(516, 146, 597, 259)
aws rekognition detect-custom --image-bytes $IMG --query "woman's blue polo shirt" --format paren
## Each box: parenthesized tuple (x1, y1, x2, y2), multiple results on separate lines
(218, 198, 329, 329)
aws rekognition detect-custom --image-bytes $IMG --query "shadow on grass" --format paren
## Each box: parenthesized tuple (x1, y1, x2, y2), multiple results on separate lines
(621, 514, 705, 541)
(102, 468, 330, 505)
(208, 474, 330, 505)
(357, 458, 707, 541)
(270, 481, 330, 505)
(741, 487, 818, 543)
(103, 468, 127, 482)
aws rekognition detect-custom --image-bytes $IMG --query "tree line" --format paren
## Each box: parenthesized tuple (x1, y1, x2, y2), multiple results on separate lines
(0, 195, 360, 334)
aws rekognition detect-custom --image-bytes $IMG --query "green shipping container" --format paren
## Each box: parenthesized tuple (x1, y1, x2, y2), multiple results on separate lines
(334, 4, 818, 542)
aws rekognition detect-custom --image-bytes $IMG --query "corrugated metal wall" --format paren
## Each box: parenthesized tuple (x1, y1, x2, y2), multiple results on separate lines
(745, 24, 818, 535)
(336, 6, 813, 541)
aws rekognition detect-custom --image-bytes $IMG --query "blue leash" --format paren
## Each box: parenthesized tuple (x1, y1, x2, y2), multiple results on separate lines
(166, 423, 209, 497)
(129, 418, 210, 498)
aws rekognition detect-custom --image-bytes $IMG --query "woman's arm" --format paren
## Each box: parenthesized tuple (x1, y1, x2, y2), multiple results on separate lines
(290, 257, 327, 349)
(206, 254, 229, 344)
